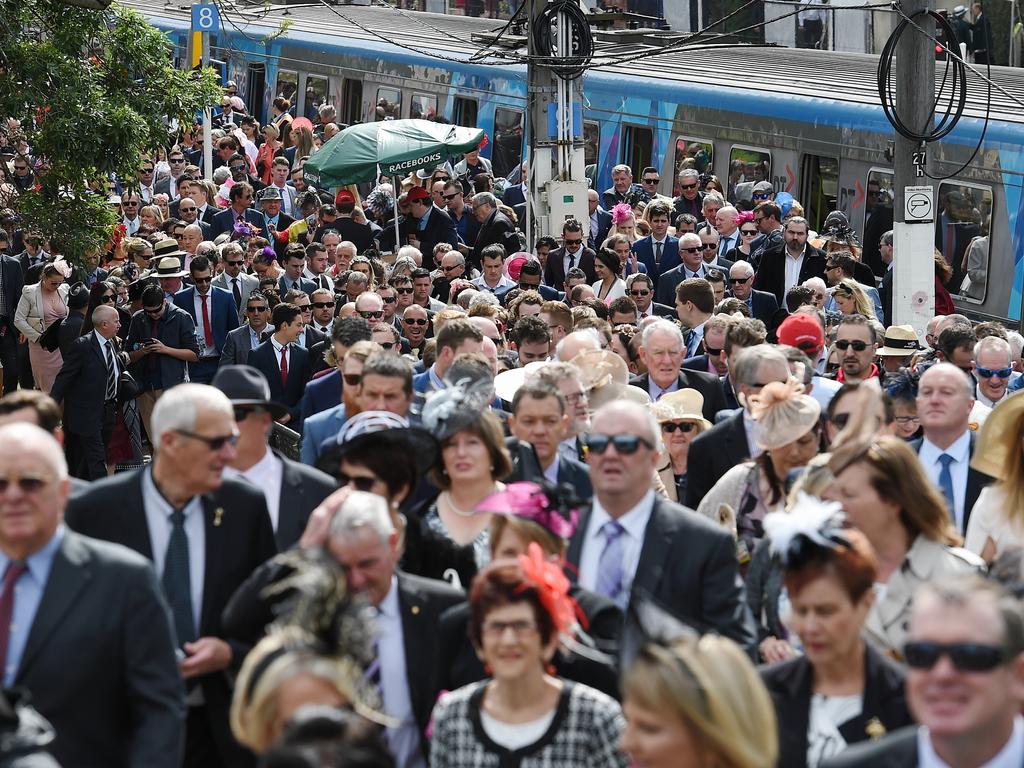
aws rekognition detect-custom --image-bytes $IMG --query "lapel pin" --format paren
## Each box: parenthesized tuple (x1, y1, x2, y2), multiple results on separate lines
(865, 717, 886, 740)
(411, 605, 420, 615)
(214, 508, 224, 527)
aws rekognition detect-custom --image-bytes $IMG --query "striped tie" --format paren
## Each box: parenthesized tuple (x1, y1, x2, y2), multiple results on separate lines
(595, 520, 627, 608)
(103, 341, 117, 402)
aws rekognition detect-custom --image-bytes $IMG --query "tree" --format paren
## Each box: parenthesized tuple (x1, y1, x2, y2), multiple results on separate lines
(0, 0, 222, 263)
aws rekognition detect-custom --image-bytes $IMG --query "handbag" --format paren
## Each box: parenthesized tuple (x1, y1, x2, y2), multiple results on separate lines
(36, 320, 61, 353)
(117, 370, 140, 403)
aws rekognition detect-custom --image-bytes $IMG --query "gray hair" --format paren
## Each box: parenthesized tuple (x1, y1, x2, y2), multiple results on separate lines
(213, 166, 231, 185)
(730, 260, 755, 278)
(183, 224, 202, 238)
(974, 335, 1012, 363)
(150, 384, 233, 449)
(328, 490, 395, 545)
(472, 192, 498, 210)
(395, 246, 422, 266)
(0, 423, 67, 481)
(732, 345, 788, 389)
(678, 168, 699, 181)
(1007, 331, 1024, 361)
(456, 289, 478, 310)
(641, 319, 684, 349)
(802, 276, 827, 294)
(703, 192, 725, 208)
(347, 272, 369, 288)
(469, 290, 499, 308)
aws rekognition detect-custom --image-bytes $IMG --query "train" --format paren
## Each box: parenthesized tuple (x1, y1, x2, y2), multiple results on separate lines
(127, 0, 1024, 326)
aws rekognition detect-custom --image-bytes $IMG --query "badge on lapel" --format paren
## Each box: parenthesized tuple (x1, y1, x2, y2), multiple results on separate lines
(865, 717, 886, 741)
(214, 507, 224, 527)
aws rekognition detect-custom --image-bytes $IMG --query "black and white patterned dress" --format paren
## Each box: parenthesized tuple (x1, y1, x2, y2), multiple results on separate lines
(430, 679, 628, 768)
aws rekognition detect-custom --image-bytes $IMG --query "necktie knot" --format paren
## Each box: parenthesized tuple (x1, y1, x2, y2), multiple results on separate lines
(939, 453, 955, 469)
(602, 519, 625, 543)
(169, 508, 186, 528)
(3, 561, 26, 584)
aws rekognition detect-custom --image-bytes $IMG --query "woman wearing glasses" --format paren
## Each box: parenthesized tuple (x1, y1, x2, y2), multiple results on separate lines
(725, 211, 759, 262)
(651, 389, 709, 503)
(759, 497, 912, 768)
(81, 281, 130, 341)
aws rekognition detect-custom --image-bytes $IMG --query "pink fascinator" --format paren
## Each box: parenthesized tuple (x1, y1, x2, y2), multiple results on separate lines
(475, 481, 580, 540)
(610, 202, 633, 225)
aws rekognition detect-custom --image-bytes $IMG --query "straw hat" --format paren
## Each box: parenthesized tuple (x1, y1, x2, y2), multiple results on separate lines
(649, 388, 711, 431)
(749, 378, 821, 450)
(493, 361, 550, 403)
(571, 349, 651, 410)
(971, 394, 1024, 480)
(877, 324, 921, 357)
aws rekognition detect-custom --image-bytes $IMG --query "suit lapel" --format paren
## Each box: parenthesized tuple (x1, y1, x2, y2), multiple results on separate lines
(566, 506, 592, 574)
(275, 457, 302, 550)
(397, 575, 430, 728)
(631, 500, 670, 603)
(17, 533, 92, 681)
(199, 495, 225, 635)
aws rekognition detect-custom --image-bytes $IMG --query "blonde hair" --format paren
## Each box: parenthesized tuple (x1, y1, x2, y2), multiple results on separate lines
(833, 278, 875, 319)
(623, 635, 778, 768)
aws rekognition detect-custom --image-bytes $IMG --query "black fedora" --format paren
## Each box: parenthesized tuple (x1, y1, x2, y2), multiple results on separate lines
(211, 364, 289, 420)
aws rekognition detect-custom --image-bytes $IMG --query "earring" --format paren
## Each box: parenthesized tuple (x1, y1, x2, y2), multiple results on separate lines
(545, 663, 556, 676)
(484, 663, 493, 676)
(489, 465, 495, 472)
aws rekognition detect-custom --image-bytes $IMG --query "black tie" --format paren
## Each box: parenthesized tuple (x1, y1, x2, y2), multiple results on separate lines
(231, 278, 241, 310)
(103, 340, 117, 402)
(319, 274, 328, 290)
(163, 508, 196, 646)
(655, 241, 663, 267)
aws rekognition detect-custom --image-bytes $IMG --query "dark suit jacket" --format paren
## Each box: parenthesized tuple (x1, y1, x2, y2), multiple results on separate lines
(632, 235, 681, 284)
(471, 209, 521, 268)
(275, 452, 336, 550)
(544, 246, 597, 287)
(879, 267, 893, 325)
(413, 207, 459, 269)
(820, 727, 918, 768)
(51, 333, 124, 436)
(57, 311, 86, 358)
(588, 208, 613, 250)
(747, 289, 781, 324)
(685, 409, 748, 507)
(654, 264, 710, 306)
(681, 354, 713, 374)
(15, 531, 184, 768)
(558, 453, 593, 501)
(219, 324, 262, 367)
(0, 254, 25, 321)
(247, 339, 311, 413)
(629, 372, 726, 422)
(209, 206, 271, 242)
(909, 431, 994, 534)
(753, 243, 828, 305)
(65, 471, 276, 766)
(299, 367, 342, 423)
(172, 286, 239, 355)
(278, 275, 317, 298)
(566, 498, 757, 656)
(760, 644, 912, 768)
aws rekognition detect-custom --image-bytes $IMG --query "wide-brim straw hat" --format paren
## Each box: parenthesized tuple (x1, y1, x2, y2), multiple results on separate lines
(648, 388, 711, 431)
(972, 394, 1024, 479)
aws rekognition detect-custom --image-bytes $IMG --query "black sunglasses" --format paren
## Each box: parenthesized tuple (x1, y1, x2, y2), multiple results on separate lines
(752, 193, 771, 200)
(174, 429, 238, 451)
(740, 229, 758, 236)
(246, 305, 268, 312)
(395, 287, 414, 295)
(629, 289, 650, 297)
(382, 296, 396, 304)
(583, 434, 653, 455)
(681, 247, 701, 254)
(404, 317, 427, 326)
(179, 207, 197, 214)
(99, 294, 115, 304)
(226, 260, 244, 267)
(662, 422, 697, 433)
(904, 642, 1007, 673)
(337, 473, 377, 492)
(442, 193, 460, 201)
(729, 276, 750, 285)
(680, 183, 698, 190)
(642, 177, 660, 184)
(342, 373, 362, 386)
(359, 310, 384, 319)
(835, 339, 869, 352)
(701, 243, 717, 250)
(312, 302, 334, 309)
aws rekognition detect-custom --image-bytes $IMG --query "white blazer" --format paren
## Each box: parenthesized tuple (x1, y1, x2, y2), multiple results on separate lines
(15, 282, 70, 342)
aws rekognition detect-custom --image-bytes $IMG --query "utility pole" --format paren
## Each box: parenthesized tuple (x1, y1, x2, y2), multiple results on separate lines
(891, 0, 936, 336)
(201, 1, 213, 183)
(189, 0, 217, 181)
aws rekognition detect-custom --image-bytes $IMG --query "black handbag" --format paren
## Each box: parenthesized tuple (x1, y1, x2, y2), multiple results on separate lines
(36, 320, 61, 353)
(117, 370, 140, 404)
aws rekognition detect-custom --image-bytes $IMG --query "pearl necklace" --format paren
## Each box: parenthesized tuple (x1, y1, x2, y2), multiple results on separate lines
(443, 491, 476, 518)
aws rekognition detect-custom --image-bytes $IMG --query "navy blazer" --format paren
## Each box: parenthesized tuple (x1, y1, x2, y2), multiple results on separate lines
(413, 206, 459, 268)
(909, 431, 994, 535)
(747, 289, 781, 324)
(172, 286, 239, 354)
(247, 339, 311, 415)
(543, 246, 597, 287)
(588, 208, 613, 250)
(632, 235, 681, 284)
(298, 368, 342, 424)
(278, 275, 317, 298)
(208, 206, 271, 242)
(0, 254, 24, 321)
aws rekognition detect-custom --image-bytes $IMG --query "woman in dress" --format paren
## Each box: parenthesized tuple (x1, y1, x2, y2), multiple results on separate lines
(591, 248, 626, 304)
(431, 548, 628, 768)
(608, 202, 637, 244)
(651, 389, 709, 503)
(759, 497, 912, 768)
(256, 124, 284, 184)
(15, 260, 70, 394)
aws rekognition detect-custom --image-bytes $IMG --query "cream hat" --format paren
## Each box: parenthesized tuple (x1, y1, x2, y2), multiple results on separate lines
(649, 388, 711, 431)
(749, 378, 821, 450)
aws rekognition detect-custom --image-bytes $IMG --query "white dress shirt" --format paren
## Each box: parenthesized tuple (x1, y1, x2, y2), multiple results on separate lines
(543, 453, 560, 485)
(376, 577, 426, 768)
(95, 332, 119, 381)
(472, 273, 515, 293)
(270, 336, 291, 374)
(919, 429, 972, 533)
(918, 715, 1024, 768)
(784, 249, 806, 294)
(578, 490, 655, 598)
(563, 246, 583, 276)
(223, 448, 283, 532)
(192, 290, 216, 357)
(647, 376, 680, 401)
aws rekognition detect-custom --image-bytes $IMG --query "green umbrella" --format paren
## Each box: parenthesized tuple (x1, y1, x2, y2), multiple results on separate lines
(302, 119, 486, 188)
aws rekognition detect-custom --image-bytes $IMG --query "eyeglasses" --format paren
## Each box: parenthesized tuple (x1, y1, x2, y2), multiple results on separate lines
(395, 287, 414, 295)
(226, 260, 244, 267)
(13, 166, 28, 172)
(740, 229, 758, 236)
(564, 238, 583, 246)
(174, 429, 239, 450)
(681, 247, 701, 254)
(704, 345, 723, 356)
(123, 201, 140, 207)
(179, 207, 196, 213)
(630, 289, 650, 297)
(169, 157, 185, 164)
(359, 309, 384, 319)
(295, 305, 312, 314)
(404, 317, 427, 326)
(904, 641, 1007, 673)
(229, 165, 246, 173)
(441, 264, 461, 273)
(143, 306, 164, 316)
(701, 243, 717, 251)
(752, 193, 771, 200)
(192, 276, 212, 285)
(442, 193, 460, 201)
(583, 434, 653, 455)
(342, 373, 362, 386)
(482, 620, 538, 638)
(140, 168, 154, 174)
(680, 183, 698, 190)
(642, 177, 660, 184)
(336, 472, 378, 492)
(0, 475, 52, 493)
(975, 366, 1012, 379)
(309, 302, 333, 310)
(893, 415, 920, 425)
(729, 276, 751, 285)
(519, 282, 540, 291)
(835, 339, 869, 352)
(99, 294, 115, 304)
(379, 342, 396, 350)
(381, 295, 396, 304)
(246, 305, 268, 313)
(662, 421, 697, 433)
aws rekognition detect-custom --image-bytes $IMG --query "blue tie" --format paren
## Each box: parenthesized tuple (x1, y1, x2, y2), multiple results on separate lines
(595, 520, 627, 609)
(938, 453, 956, 522)
(163, 508, 196, 646)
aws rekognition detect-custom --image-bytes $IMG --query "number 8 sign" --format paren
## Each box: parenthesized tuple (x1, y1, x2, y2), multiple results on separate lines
(191, 3, 221, 33)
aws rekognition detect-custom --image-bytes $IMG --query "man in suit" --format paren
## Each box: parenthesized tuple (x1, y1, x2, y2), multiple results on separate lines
(278, 245, 317, 297)
(173, 255, 239, 384)
(213, 242, 259, 320)
(625, 274, 675, 320)
(631, 200, 680, 285)
(247, 302, 311, 422)
(0, 247, 25, 393)
(66, 385, 277, 768)
(259, 157, 300, 219)
(0, 423, 184, 767)
(681, 314, 730, 378)
(878, 230, 894, 324)
(508, 379, 592, 500)
(175, 197, 212, 241)
(544, 219, 597, 288)
(911, 362, 994, 536)
(685, 344, 790, 507)
(672, 168, 705, 222)
(255, 187, 295, 262)
(209, 182, 270, 242)
(469, 192, 520, 271)
(753, 217, 827, 305)
(155, 148, 188, 200)
(406, 186, 458, 270)
(215, 366, 335, 550)
(586, 189, 613, 251)
(655, 233, 708, 306)
(566, 401, 756, 655)
(628, 319, 725, 420)
(824, 576, 1024, 768)
(298, 317, 373, 426)
(50, 305, 125, 480)
(728, 260, 779, 324)
(220, 292, 273, 368)
(412, 318, 484, 395)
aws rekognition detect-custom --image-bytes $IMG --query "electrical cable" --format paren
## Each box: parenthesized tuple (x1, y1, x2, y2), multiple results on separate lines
(531, 0, 594, 78)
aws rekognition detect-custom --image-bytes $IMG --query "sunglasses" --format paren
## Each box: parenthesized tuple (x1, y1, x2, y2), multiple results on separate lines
(630, 289, 650, 297)
(729, 276, 751, 285)
(99, 294, 115, 304)
(704, 344, 723, 356)
(337, 473, 378, 492)
(123, 202, 140, 207)
(835, 339, 869, 352)
(312, 302, 335, 309)
(229, 166, 247, 173)
(563, 238, 583, 246)
(741, 229, 758, 236)
(396, 287, 414, 295)
(179, 207, 196, 213)
(359, 310, 384, 319)
(680, 183, 698, 190)
(752, 193, 771, 200)
(662, 421, 697, 433)
(143, 306, 164, 316)
(404, 317, 427, 326)
(681, 247, 701, 254)
(226, 260, 244, 267)
(174, 429, 238, 451)
(583, 434, 653, 455)
(233, 407, 260, 422)
(0, 475, 51, 493)
(519, 282, 540, 291)
(975, 366, 1012, 379)
(382, 295, 396, 304)
(701, 243, 717, 250)
(379, 341, 396, 350)
(246, 305, 268, 313)
(904, 641, 1007, 673)
(192, 276, 212, 285)
(169, 158, 186, 164)
(441, 264, 462, 273)
(140, 168, 154, 174)
(342, 373, 362, 386)
(643, 177, 660, 184)
(442, 192, 460, 201)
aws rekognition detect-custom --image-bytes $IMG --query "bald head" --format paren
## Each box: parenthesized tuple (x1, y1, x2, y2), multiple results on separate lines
(0, 423, 67, 480)
(555, 329, 601, 362)
(92, 304, 120, 339)
(0, 423, 69, 559)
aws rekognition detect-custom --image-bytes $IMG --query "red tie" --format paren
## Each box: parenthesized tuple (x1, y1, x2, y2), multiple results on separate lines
(279, 345, 288, 387)
(0, 561, 27, 674)
(200, 295, 214, 348)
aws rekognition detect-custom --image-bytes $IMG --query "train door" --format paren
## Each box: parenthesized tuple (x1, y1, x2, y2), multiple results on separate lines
(342, 78, 363, 125)
(274, 69, 299, 117)
(621, 124, 653, 179)
(671, 137, 714, 196)
(246, 63, 266, 123)
(800, 154, 839, 233)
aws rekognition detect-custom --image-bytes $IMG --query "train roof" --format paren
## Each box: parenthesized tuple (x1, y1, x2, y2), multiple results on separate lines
(133, 0, 1024, 125)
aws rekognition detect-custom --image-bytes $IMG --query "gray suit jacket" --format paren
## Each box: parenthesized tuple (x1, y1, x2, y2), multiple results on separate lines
(212, 271, 259, 320)
(219, 323, 264, 368)
(16, 530, 185, 767)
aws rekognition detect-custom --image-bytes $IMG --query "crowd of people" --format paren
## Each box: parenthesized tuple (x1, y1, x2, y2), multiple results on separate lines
(1, 93, 1024, 768)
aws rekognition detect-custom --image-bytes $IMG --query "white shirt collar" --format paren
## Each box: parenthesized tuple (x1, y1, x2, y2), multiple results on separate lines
(590, 490, 655, 542)
(378, 575, 400, 618)
(918, 716, 1024, 768)
(920, 428, 971, 465)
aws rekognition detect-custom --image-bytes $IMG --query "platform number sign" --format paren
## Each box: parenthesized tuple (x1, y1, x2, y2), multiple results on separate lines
(191, 3, 220, 34)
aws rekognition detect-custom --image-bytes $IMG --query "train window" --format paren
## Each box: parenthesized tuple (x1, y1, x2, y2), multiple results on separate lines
(274, 70, 298, 112)
(303, 75, 329, 122)
(673, 138, 714, 195)
(937, 181, 992, 302)
(375, 88, 402, 120)
(492, 107, 524, 180)
(342, 79, 362, 125)
(801, 155, 839, 233)
(621, 124, 653, 179)
(454, 97, 478, 127)
(727, 146, 771, 201)
(584, 121, 600, 167)
(411, 93, 437, 120)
